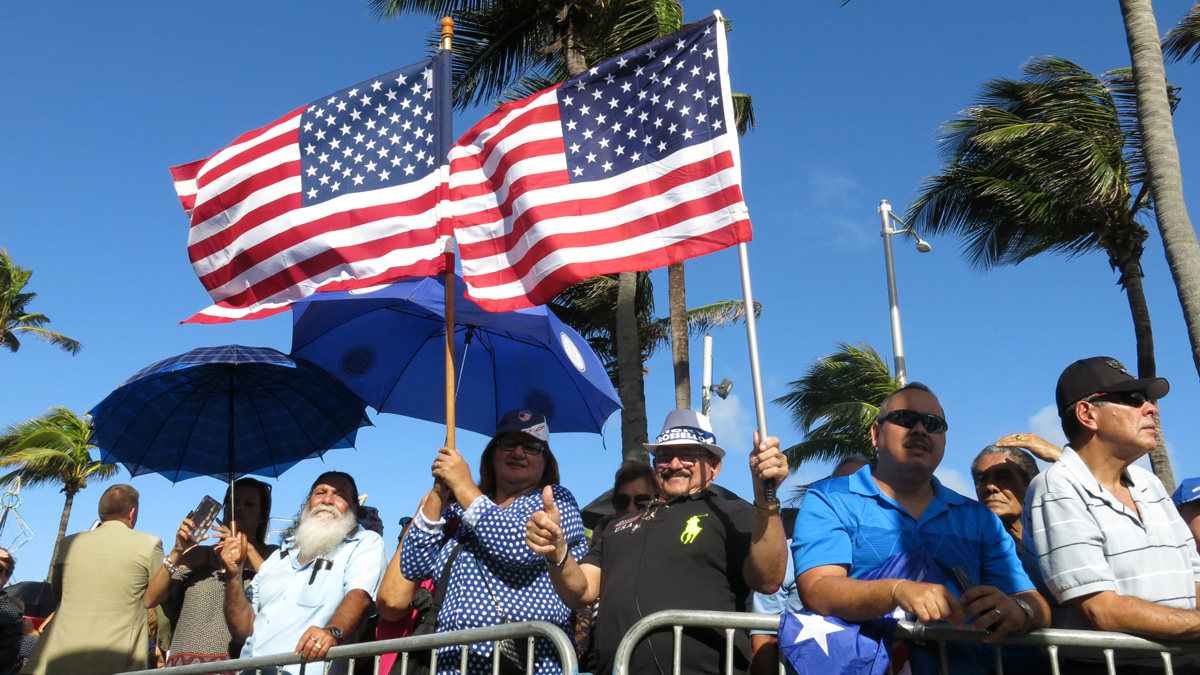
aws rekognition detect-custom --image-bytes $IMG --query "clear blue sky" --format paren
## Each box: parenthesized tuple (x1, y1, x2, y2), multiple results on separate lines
(4, 0, 1200, 582)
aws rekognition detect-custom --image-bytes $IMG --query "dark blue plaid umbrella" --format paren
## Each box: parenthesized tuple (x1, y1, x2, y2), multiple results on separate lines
(88, 345, 371, 483)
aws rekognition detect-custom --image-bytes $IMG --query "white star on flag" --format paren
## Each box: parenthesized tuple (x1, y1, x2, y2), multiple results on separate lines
(790, 612, 845, 656)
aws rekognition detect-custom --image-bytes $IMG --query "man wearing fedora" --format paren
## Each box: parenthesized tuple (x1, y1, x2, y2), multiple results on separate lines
(1023, 357, 1200, 642)
(526, 409, 789, 675)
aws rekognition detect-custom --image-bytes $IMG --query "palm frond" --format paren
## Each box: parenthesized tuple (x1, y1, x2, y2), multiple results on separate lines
(907, 56, 1152, 279)
(774, 342, 898, 469)
(1163, 3, 1200, 64)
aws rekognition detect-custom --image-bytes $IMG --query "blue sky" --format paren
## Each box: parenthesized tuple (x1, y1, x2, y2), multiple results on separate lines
(4, 0, 1200, 581)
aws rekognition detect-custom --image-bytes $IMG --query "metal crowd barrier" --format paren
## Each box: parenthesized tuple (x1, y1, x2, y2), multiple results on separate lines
(610, 609, 1200, 675)
(120, 620, 577, 675)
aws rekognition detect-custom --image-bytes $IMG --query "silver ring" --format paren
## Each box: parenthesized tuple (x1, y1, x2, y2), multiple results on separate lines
(776, 457, 784, 469)
(992, 608, 1003, 617)
(435, 461, 442, 469)
(314, 642, 322, 650)
(1015, 434, 1023, 440)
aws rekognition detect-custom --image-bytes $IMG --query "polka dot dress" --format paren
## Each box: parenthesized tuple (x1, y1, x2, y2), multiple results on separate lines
(401, 485, 587, 675)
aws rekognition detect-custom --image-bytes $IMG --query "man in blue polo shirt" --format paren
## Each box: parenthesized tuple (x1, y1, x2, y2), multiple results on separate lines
(793, 383, 1049, 674)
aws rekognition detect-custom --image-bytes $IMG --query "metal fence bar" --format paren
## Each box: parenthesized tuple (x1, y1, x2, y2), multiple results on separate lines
(612, 610, 1200, 675)
(120, 620, 577, 675)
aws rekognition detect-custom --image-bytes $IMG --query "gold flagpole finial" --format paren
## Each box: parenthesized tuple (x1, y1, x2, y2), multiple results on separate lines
(441, 17, 454, 50)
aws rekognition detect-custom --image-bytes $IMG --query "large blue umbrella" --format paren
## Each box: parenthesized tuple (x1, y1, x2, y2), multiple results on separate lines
(290, 275, 621, 437)
(89, 345, 372, 482)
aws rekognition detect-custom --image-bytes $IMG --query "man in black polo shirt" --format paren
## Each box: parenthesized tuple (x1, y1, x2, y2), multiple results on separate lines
(526, 409, 789, 675)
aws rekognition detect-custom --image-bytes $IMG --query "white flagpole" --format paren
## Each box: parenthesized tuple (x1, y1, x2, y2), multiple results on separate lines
(736, 241, 774, 502)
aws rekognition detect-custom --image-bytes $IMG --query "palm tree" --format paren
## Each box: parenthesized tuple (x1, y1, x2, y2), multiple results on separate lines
(774, 342, 899, 468)
(1163, 2, 1200, 63)
(906, 57, 1176, 488)
(369, 0, 755, 457)
(551, 273, 759, 460)
(1122, 0, 1200, 397)
(0, 249, 81, 356)
(0, 407, 119, 580)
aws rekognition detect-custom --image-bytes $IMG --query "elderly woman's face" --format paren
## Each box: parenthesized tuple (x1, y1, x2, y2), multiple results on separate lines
(492, 433, 546, 493)
(973, 454, 1029, 524)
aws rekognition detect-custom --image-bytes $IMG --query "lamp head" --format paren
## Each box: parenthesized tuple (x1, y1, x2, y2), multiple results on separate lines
(714, 378, 733, 399)
(915, 238, 932, 253)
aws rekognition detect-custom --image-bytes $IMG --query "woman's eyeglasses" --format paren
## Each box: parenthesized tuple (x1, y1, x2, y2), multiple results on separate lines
(612, 493, 654, 511)
(882, 409, 949, 434)
(497, 438, 546, 455)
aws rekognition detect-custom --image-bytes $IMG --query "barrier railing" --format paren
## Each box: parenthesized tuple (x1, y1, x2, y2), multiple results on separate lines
(610, 609, 1200, 675)
(120, 620, 577, 675)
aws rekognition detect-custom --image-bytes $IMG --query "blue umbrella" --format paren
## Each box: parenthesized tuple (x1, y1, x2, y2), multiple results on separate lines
(290, 275, 621, 437)
(89, 345, 372, 483)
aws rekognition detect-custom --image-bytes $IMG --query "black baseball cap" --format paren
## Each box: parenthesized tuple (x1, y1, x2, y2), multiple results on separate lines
(1055, 356, 1169, 417)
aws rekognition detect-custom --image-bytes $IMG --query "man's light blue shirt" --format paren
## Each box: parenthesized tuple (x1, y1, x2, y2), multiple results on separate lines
(241, 527, 387, 675)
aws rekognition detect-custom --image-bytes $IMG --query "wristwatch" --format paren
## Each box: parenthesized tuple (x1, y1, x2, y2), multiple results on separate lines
(754, 499, 781, 517)
(1012, 597, 1035, 633)
(324, 625, 344, 644)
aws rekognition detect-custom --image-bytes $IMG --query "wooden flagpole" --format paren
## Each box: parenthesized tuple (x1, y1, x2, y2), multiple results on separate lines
(440, 17, 456, 449)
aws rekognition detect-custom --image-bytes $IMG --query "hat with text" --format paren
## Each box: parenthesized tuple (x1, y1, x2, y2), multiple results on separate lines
(1172, 477, 1200, 507)
(495, 408, 550, 442)
(643, 409, 725, 458)
(1055, 356, 1169, 417)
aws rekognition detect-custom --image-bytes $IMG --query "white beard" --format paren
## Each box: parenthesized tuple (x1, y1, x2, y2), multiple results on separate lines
(293, 504, 357, 561)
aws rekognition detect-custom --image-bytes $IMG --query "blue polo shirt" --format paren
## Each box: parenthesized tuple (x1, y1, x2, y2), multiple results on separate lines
(792, 465, 1032, 596)
(792, 466, 1035, 675)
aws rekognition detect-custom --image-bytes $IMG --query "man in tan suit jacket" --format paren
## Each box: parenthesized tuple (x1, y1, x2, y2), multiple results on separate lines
(23, 484, 163, 675)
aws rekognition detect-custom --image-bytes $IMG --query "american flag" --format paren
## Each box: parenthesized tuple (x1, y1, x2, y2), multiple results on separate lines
(448, 13, 752, 311)
(170, 57, 451, 324)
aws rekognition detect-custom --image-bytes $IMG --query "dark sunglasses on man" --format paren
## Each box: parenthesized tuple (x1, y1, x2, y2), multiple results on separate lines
(1085, 390, 1153, 408)
(882, 409, 949, 435)
(612, 493, 654, 511)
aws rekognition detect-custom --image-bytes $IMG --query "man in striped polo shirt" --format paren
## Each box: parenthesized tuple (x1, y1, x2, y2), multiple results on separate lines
(1023, 357, 1200, 640)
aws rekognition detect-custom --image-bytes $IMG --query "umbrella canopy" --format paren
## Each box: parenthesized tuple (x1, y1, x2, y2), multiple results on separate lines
(89, 345, 371, 482)
(291, 275, 621, 437)
(5, 580, 56, 617)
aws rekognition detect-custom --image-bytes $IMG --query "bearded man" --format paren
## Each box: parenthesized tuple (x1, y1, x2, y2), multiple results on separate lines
(221, 471, 386, 675)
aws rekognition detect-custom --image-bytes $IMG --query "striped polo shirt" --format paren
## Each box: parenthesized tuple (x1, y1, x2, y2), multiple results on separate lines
(1022, 447, 1200, 616)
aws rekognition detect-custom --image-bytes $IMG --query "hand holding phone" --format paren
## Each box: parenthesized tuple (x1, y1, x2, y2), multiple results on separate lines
(188, 496, 222, 543)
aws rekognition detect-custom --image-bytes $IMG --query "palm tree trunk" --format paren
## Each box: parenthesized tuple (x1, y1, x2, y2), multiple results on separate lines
(669, 263, 690, 409)
(1122, 262, 1175, 490)
(1119, 0, 1200, 386)
(47, 489, 75, 581)
(616, 272, 649, 462)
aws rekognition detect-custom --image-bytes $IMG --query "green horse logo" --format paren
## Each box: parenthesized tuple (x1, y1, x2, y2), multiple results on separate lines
(681, 514, 708, 544)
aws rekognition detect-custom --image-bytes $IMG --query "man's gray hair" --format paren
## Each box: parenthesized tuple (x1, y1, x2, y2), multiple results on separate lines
(876, 382, 937, 423)
(971, 445, 1040, 484)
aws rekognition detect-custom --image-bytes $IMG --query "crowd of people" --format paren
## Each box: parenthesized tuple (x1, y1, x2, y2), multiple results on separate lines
(5, 355, 1200, 675)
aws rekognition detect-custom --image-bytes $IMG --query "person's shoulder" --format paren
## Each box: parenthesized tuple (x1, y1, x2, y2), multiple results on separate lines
(350, 527, 385, 548)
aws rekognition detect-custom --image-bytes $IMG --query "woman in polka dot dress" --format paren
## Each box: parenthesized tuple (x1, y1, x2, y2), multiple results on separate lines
(398, 409, 587, 674)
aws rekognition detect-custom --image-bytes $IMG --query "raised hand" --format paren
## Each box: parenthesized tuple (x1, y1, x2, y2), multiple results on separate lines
(217, 522, 248, 577)
(172, 517, 201, 557)
(526, 485, 566, 564)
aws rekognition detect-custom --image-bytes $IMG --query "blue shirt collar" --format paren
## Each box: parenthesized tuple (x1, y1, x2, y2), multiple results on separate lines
(848, 464, 968, 517)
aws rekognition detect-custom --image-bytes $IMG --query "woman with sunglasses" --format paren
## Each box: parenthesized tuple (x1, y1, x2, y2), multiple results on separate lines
(400, 409, 587, 675)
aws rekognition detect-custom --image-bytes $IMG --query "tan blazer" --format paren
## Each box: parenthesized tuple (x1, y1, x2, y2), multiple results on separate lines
(23, 520, 163, 675)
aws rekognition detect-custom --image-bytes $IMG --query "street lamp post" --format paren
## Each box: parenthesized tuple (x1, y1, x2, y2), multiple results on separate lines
(878, 199, 932, 386)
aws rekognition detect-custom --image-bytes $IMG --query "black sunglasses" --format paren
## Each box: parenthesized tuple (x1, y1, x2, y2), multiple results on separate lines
(612, 493, 654, 511)
(1087, 390, 1153, 408)
(882, 409, 949, 434)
